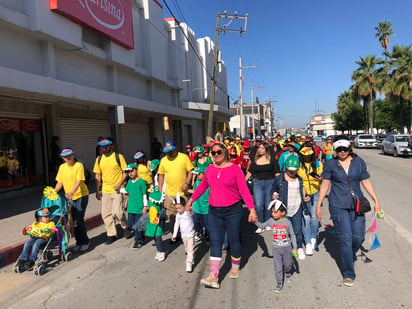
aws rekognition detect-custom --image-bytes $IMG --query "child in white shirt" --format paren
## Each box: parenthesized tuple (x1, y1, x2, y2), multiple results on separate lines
(172, 201, 195, 273)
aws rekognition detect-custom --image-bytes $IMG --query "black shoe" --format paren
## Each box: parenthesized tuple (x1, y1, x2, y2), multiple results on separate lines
(133, 242, 143, 248)
(124, 228, 134, 239)
(17, 259, 27, 267)
(25, 260, 35, 270)
(105, 236, 117, 245)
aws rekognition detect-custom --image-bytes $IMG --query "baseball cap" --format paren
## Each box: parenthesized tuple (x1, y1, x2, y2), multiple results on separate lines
(37, 208, 50, 217)
(124, 163, 137, 172)
(60, 148, 74, 157)
(163, 141, 176, 153)
(243, 141, 250, 148)
(285, 155, 299, 171)
(195, 146, 205, 153)
(185, 144, 192, 149)
(98, 138, 113, 146)
(134, 152, 144, 160)
(149, 159, 160, 171)
(299, 146, 314, 156)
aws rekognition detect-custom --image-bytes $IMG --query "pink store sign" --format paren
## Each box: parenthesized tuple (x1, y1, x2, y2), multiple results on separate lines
(50, 0, 134, 49)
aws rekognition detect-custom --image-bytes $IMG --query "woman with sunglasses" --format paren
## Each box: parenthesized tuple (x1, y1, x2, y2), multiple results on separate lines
(245, 142, 280, 233)
(186, 142, 257, 289)
(323, 137, 334, 160)
(316, 138, 381, 287)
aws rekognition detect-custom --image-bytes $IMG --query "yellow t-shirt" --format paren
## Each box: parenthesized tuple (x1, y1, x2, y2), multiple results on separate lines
(158, 152, 193, 196)
(323, 143, 333, 155)
(7, 159, 19, 171)
(298, 161, 324, 195)
(56, 161, 89, 200)
(0, 156, 7, 168)
(93, 152, 127, 194)
(138, 163, 152, 185)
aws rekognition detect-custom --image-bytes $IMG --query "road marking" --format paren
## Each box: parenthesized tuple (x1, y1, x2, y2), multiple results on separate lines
(384, 212, 412, 246)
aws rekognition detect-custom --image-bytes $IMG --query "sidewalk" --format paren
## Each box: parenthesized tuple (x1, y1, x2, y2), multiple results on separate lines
(0, 188, 103, 268)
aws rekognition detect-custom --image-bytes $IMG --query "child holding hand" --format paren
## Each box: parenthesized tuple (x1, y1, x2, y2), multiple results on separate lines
(255, 200, 297, 293)
(172, 194, 195, 273)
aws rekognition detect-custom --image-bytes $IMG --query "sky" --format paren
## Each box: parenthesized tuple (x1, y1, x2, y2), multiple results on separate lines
(163, 0, 412, 129)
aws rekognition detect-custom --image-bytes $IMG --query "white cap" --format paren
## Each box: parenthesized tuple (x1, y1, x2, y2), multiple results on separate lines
(333, 139, 351, 149)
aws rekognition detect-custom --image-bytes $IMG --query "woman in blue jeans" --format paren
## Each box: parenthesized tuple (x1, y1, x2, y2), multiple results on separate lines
(316, 138, 381, 287)
(245, 143, 280, 233)
(297, 142, 323, 256)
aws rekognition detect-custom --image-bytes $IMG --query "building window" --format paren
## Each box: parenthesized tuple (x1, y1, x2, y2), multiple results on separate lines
(82, 27, 105, 49)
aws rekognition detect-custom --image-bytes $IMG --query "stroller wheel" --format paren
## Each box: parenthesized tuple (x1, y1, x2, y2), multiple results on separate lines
(13, 262, 25, 273)
(64, 252, 73, 262)
(43, 250, 53, 261)
(35, 264, 46, 276)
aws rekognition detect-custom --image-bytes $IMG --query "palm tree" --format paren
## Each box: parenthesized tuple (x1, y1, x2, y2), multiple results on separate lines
(375, 21, 395, 59)
(351, 55, 384, 133)
(381, 45, 412, 132)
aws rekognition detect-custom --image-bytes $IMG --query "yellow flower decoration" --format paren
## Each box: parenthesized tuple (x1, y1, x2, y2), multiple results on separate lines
(43, 186, 58, 201)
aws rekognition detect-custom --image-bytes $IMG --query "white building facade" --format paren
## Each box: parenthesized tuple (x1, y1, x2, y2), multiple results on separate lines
(0, 0, 231, 194)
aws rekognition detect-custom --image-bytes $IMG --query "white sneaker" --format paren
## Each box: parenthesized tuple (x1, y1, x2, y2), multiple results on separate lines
(158, 252, 166, 262)
(298, 248, 306, 260)
(311, 238, 317, 250)
(186, 261, 193, 273)
(255, 228, 265, 234)
(155, 252, 160, 260)
(305, 243, 313, 256)
(265, 226, 272, 231)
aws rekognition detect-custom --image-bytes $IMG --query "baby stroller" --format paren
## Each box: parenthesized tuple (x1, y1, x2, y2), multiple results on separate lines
(13, 191, 74, 275)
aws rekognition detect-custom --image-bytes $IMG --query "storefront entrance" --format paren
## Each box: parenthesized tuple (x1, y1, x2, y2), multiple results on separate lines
(0, 118, 45, 191)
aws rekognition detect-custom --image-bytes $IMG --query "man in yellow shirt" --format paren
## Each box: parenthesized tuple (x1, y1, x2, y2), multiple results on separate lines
(93, 138, 129, 245)
(158, 141, 193, 241)
(55, 148, 90, 252)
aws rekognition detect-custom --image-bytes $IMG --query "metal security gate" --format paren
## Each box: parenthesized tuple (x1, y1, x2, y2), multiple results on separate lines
(60, 118, 111, 171)
(119, 122, 151, 163)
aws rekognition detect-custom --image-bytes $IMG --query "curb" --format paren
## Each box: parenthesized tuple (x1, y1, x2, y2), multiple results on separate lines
(0, 213, 103, 268)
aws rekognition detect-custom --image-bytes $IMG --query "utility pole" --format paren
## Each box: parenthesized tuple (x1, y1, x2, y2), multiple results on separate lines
(239, 58, 257, 138)
(251, 86, 265, 138)
(207, 12, 248, 138)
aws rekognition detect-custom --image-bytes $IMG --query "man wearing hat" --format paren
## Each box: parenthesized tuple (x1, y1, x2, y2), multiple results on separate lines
(158, 141, 194, 239)
(93, 138, 129, 244)
(55, 148, 90, 251)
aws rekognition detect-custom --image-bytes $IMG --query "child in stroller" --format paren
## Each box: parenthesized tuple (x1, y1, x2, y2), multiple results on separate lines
(16, 208, 56, 272)
(14, 187, 73, 275)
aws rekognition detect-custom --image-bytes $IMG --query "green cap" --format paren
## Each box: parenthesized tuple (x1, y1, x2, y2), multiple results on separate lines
(124, 163, 137, 172)
(149, 159, 160, 171)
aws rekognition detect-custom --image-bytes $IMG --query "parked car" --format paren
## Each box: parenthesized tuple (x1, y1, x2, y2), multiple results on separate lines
(313, 136, 326, 142)
(381, 134, 412, 157)
(354, 134, 378, 148)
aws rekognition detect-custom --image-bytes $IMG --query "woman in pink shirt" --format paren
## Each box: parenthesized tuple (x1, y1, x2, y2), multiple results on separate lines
(186, 143, 257, 289)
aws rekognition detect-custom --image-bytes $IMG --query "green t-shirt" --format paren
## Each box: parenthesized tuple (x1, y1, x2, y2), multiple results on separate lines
(125, 178, 147, 214)
(192, 179, 209, 214)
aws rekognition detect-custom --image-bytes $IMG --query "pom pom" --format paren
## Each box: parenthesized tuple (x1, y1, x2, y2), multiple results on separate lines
(43, 186, 58, 201)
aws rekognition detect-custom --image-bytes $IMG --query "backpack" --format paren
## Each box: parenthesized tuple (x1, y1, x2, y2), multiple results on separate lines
(76, 159, 91, 185)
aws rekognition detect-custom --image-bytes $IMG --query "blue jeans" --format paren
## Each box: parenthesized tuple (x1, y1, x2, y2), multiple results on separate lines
(20, 237, 47, 261)
(71, 196, 89, 246)
(329, 206, 365, 280)
(302, 193, 320, 244)
(128, 213, 144, 244)
(287, 207, 303, 249)
(193, 213, 209, 239)
(208, 201, 243, 258)
(253, 178, 276, 222)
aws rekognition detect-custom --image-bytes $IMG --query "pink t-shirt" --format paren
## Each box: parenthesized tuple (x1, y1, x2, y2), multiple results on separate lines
(191, 164, 255, 209)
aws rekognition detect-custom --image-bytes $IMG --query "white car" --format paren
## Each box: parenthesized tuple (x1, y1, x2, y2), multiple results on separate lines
(354, 134, 377, 148)
(381, 134, 412, 157)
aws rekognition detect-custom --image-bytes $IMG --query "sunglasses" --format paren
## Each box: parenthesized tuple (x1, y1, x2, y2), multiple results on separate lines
(336, 147, 349, 152)
(211, 150, 223, 156)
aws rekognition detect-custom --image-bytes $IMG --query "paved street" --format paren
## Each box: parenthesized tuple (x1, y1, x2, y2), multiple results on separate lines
(1, 148, 412, 308)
